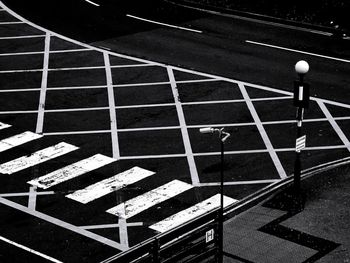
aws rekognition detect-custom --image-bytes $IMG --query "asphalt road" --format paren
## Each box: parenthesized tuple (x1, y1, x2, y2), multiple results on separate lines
(0, 1, 349, 262)
(3, 0, 350, 103)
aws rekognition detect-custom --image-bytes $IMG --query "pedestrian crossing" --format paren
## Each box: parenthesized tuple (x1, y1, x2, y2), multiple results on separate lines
(0, 122, 239, 236)
(0, 131, 42, 153)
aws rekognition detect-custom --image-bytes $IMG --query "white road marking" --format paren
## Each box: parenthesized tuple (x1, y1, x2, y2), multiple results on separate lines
(168, 66, 200, 186)
(84, 0, 100, 6)
(0, 197, 128, 251)
(0, 21, 24, 25)
(36, 32, 50, 134)
(246, 40, 350, 63)
(199, 179, 279, 186)
(0, 131, 42, 153)
(104, 52, 120, 159)
(0, 235, 62, 263)
(0, 34, 45, 40)
(80, 222, 143, 230)
(28, 186, 37, 210)
(0, 142, 78, 175)
(66, 166, 155, 204)
(0, 191, 54, 197)
(149, 194, 238, 233)
(27, 154, 115, 189)
(126, 14, 202, 34)
(317, 100, 350, 152)
(106, 180, 193, 219)
(238, 82, 287, 179)
(0, 122, 11, 130)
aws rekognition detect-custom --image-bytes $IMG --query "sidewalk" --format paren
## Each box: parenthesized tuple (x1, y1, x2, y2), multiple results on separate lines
(223, 163, 350, 263)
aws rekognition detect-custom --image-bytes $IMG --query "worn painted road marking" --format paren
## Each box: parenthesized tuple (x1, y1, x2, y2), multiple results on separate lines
(27, 154, 115, 189)
(66, 166, 155, 204)
(0, 122, 10, 130)
(0, 235, 62, 263)
(0, 142, 77, 175)
(106, 180, 193, 219)
(0, 131, 42, 153)
(149, 194, 238, 233)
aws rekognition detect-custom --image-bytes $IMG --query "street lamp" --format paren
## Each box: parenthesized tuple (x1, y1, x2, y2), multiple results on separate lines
(292, 60, 310, 210)
(199, 127, 230, 263)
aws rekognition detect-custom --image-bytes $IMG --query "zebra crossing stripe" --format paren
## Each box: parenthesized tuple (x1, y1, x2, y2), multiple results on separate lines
(149, 194, 238, 233)
(0, 122, 11, 130)
(0, 142, 78, 175)
(66, 166, 155, 204)
(27, 154, 115, 189)
(0, 131, 43, 153)
(106, 180, 193, 219)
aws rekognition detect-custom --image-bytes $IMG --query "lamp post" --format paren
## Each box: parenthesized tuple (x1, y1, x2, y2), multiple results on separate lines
(199, 127, 230, 263)
(293, 60, 309, 208)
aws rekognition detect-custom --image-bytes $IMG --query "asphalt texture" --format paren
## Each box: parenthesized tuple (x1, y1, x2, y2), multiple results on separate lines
(0, 0, 349, 262)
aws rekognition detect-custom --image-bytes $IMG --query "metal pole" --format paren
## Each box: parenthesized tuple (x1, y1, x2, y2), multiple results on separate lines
(219, 137, 224, 263)
(294, 108, 302, 193)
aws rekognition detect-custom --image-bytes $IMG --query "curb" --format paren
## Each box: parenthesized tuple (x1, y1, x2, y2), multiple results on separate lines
(223, 156, 350, 221)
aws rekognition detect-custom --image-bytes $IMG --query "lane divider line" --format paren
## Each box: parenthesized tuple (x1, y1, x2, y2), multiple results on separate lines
(246, 40, 350, 63)
(126, 14, 202, 34)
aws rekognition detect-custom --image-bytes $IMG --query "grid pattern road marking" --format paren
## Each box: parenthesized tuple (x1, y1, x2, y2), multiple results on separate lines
(317, 100, 350, 152)
(0, 142, 78, 175)
(36, 32, 50, 134)
(28, 186, 37, 210)
(167, 66, 200, 186)
(103, 52, 120, 159)
(27, 154, 115, 189)
(66, 166, 155, 204)
(0, 131, 42, 153)
(0, 34, 45, 40)
(80, 222, 143, 230)
(0, 196, 128, 251)
(106, 180, 194, 219)
(238, 82, 287, 179)
(149, 194, 238, 233)
(0, 235, 63, 263)
(0, 122, 10, 130)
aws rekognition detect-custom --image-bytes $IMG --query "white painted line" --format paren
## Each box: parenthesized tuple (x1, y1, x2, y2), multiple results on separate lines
(36, 32, 50, 134)
(118, 126, 180, 133)
(181, 99, 245, 105)
(317, 100, 350, 152)
(0, 131, 42, 153)
(119, 153, 186, 159)
(118, 217, 129, 248)
(27, 154, 115, 189)
(104, 52, 120, 159)
(28, 186, 37, 210)
(84, 0, 100, 6)
(115, 102, 175, 109)
(126, 14, 202, 34)
(238, 82, 287, 179)
(0, 110, 38, 114)
(0, 21, 24, 25)
(0, 34, 45, 40)
(80, 222, 143, 230)
(44, 130, 111, 136)
(0, 122, 11, 130)
(0, 196, 128, 251)
(168, 66, 200, 186)
(106, 180, 193, 219)
(149, 194, 238, 233)
(0, 235, 62, 263)
(199, 179, 279, 186)
(246, 40, 350, 63)
(0, 142, 78, 175)
(0, 88, 41, 93)
(50, 48, 90, 53)
(0, 191, 54, 197)
(0, 51, 44, 56)
(66, 166, 155, 204)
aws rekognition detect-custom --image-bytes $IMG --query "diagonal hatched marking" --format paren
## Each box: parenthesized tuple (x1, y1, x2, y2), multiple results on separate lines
(103, 52, 120, 159)
(167, 66, 200, 186)
(238, 82, 287, 179)
(36, 32, 51, 134)
(317, 100, 350, 152)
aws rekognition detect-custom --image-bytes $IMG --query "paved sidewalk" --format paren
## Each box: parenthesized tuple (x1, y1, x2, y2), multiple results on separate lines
(223, 163, 350, 263)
